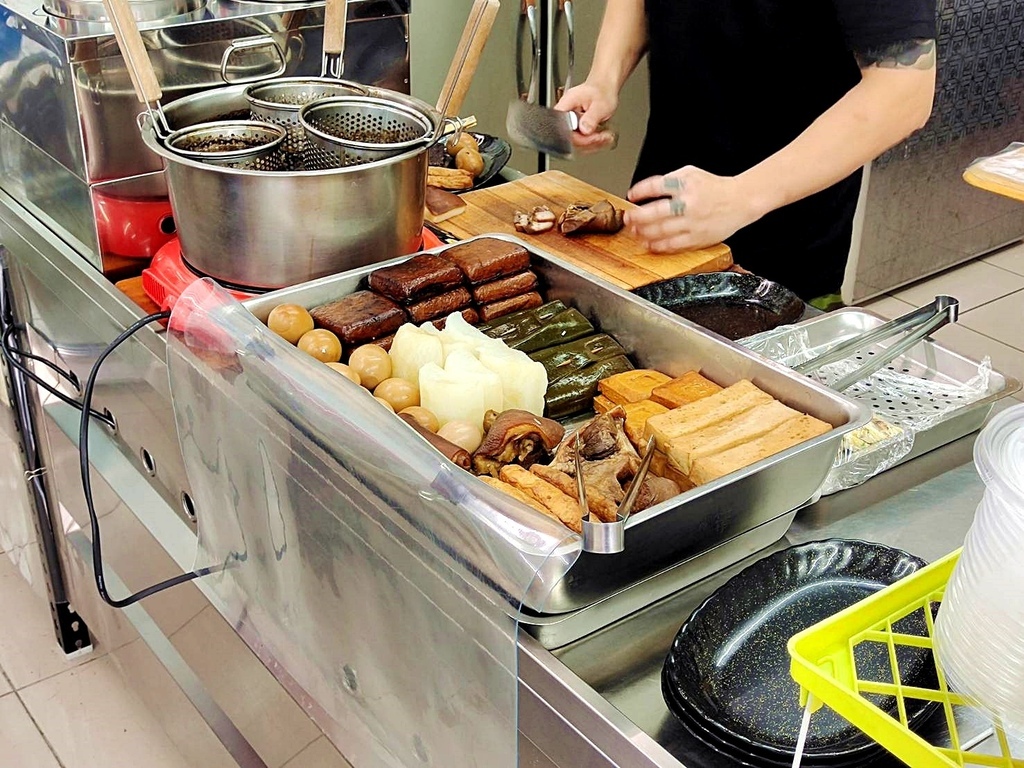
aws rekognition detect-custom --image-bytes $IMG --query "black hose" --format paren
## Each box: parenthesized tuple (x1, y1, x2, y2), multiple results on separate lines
(79, 310, 213, 608)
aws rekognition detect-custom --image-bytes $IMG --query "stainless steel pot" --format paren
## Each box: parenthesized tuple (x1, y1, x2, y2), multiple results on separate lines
(142, 84, 431, 289)
(100, 0, 437, 289)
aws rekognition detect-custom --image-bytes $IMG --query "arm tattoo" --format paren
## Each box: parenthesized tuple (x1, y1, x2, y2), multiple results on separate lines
(855, 38, 936, 70)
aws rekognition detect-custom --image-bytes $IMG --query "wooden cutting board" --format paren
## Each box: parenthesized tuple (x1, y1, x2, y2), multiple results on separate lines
(440, 170, 733, 289)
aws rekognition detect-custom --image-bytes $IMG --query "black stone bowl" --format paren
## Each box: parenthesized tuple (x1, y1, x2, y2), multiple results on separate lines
(661, 539, 941, 764)
(632, 272, 805, 340)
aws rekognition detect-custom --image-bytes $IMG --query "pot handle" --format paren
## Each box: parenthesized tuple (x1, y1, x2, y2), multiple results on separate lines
(434, 115, 479, 147)
(220, 36, 287, 85)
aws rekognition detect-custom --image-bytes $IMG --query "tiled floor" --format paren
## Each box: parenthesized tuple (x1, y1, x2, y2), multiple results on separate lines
(0, 246, 1021, 766)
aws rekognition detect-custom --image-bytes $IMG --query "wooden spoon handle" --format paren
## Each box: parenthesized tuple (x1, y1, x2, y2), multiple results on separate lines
(100, 0, 162, 104)
(323, 0, 347, 57)
(435, 0, 500, 116)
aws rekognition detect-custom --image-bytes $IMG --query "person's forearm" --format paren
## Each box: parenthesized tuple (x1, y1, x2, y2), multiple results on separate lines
(738, 64, 936, 220)
(586, 0, 647, 93)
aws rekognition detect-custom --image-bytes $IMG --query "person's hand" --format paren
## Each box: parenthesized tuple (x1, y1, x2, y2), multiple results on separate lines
(554, 81, 619, 152)
(625, 166, 764, 252)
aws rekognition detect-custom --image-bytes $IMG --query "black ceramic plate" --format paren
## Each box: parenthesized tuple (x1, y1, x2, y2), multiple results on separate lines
(660, 675, 888, 768)
(662, 539, 940, 763)
(632, 272, 804, 340)
(427, 132, 512, 192)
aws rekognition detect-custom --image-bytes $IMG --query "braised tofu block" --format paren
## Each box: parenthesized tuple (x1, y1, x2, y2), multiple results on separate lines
(688, 414, 832, 486)
(368, 253, 464, 303)
(650, 371, 724, 409)
(478, 291, 544, 322)
(442, 237, 531, 283)
(310, 291, 406, 345)
(406, 287, 473, 323)
(469, 271, 539, 304)
(643, 380, 773, 450)
(598, 369, 673, 405)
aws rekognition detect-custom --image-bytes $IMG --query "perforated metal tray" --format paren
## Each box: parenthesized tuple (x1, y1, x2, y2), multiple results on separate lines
(783, 308, 1020, 465)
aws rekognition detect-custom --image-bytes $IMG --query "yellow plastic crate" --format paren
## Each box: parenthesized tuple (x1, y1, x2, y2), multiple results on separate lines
(788, 548, 1024, 768)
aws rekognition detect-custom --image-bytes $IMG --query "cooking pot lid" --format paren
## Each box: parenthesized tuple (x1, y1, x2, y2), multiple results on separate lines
(44, 0, 205, 23)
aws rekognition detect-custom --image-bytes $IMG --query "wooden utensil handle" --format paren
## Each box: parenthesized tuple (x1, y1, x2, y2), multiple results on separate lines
(435, 0, 500, 116)
(100, 0, 162, 104)
(323, 0, 347, 57)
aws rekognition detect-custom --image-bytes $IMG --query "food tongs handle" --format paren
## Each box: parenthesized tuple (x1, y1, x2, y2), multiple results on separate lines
(792, 295, 959, 393)
(580, 434, 656, 555)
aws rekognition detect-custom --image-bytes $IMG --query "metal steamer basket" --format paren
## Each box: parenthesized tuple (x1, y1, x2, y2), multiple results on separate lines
(245, 79, 369, 163)
(300, 95, 473, 169)
(140, 93, 437, 289)
(242, 0, 371, 165)
(163, 120, 287, 171)
(102, 0, 456, 289)
(241, 235, 871, 630)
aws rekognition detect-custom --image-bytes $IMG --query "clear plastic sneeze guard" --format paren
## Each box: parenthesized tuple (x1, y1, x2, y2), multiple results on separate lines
(165, 279, 581, 767)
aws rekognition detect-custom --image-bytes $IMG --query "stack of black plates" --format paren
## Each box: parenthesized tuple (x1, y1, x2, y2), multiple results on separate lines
(661, 539, 941, 767)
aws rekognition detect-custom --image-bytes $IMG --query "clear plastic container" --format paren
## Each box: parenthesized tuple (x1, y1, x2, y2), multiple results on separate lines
(934, 403, 1024, 739)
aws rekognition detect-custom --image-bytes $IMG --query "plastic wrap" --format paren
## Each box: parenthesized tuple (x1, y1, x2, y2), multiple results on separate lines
(165, 279, 581, 768)
(963, 142, 1024, 202)
(742, 324, 992, 494)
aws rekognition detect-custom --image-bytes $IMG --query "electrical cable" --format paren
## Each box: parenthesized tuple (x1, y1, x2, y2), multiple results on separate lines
(1, 325, 116, 429)
(79, 309, 213, 608)
(1, 324, 80, 389)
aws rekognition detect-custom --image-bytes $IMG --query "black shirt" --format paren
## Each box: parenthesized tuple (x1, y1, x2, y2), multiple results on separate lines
(635, 0, 937, 300)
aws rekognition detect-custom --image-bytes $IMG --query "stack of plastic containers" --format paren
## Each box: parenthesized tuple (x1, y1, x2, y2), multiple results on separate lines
(935, 403, 1024, 740)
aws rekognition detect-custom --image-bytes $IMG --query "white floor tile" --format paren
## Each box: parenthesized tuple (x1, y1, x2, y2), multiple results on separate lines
(983, 241, 1024, 276)
(78, 503, 207, 637)
(959, 290, 1024, 352)
(19, 656, 193, 768)
(0, 556, 95, 689)
(171, 608, 321, 767)
(857, 295, 916, 320)
(0, 670, 10, 697)
(282, 736, 355, 768)
(0, 693, 60, 768)
(930, 323, 1024, 395)
(110, 639, 237, 768)
(893, 259, 1024, 312)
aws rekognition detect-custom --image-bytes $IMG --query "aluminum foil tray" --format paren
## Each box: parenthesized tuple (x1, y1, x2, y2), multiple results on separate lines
(242, 235, 870, 615)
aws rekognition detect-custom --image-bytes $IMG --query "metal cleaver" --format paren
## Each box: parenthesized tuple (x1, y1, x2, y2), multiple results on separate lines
(505, 99, 580, 160)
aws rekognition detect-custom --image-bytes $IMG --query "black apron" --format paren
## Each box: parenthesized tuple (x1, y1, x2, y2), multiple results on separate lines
(634, 0, 864, 300)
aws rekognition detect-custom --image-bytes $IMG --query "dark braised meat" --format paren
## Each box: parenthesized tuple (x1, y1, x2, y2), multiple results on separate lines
(557, 200, 625, 236)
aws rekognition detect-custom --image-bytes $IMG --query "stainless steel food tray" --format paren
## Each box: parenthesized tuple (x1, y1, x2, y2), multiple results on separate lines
(242, 235, 871, 615)
(782, 308, 1020, 466)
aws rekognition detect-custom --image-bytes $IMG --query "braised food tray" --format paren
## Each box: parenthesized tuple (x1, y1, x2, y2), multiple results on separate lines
(242, 235, 870, 614)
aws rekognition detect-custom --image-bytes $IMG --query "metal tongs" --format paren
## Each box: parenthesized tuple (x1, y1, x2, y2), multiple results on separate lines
(577, 432, 656, 554)
(792, 295, 960, 392)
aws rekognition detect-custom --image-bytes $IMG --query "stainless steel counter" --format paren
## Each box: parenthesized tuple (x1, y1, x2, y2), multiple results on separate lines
(0, 183, 1000, 767)
(518, 418, 992, 767)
